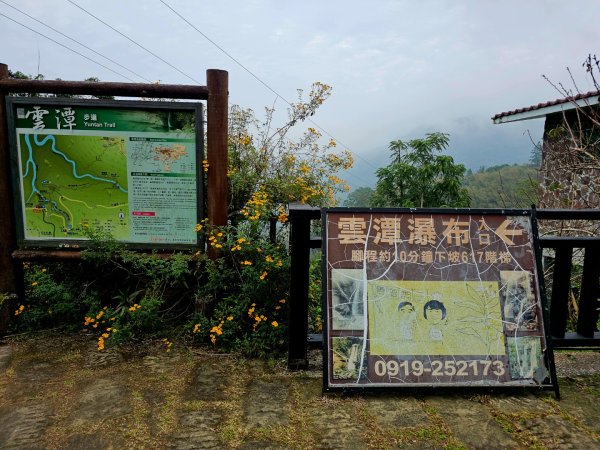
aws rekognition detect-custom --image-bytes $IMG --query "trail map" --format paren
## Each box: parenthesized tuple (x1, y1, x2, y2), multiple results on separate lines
(10, 100, 200, 246)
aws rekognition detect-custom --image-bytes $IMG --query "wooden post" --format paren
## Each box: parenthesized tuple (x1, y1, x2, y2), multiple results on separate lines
(0, 63, 19, 333)
(287, 203, 321, 370)
(549, 247, 572, 338)
(577, 248, 600, 338)
(288, 215, 311, 369)
(206, 70, 228, 234)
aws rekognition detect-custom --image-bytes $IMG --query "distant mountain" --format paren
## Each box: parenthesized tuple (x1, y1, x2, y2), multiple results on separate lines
(463, 164, 539, 208)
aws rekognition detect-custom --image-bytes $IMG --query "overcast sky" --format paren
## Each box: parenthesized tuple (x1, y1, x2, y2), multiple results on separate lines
(2, 0, 599, 189)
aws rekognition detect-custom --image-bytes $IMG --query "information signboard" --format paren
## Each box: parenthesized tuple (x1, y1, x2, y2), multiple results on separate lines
(7, 98, 202, 247)
(323, 208, 557, 393)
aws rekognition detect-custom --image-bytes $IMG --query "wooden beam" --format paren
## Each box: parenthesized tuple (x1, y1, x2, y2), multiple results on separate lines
(0, 79, 208, 100)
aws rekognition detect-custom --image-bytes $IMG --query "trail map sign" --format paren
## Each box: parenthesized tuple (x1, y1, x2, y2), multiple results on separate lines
(7, 98, 202, 247)
(323, 208, 557, 392)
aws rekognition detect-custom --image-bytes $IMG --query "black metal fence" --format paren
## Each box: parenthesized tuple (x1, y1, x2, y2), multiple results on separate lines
(537, 209, 600, 348)
(288, 207, 600, 369)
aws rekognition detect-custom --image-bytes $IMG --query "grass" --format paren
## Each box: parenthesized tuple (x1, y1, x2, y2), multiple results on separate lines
(2, 333, 599, 449)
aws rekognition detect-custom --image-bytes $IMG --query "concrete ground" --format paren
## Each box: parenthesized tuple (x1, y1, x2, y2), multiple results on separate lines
(0, 332, 599, 450)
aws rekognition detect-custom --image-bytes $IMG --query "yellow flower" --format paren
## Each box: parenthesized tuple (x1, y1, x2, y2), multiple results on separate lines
(265, 255, 274, 263)
(241, 260, 252, 266)
(195, 223, 203, 232)
(277, 212, 289, 223)
(193, 323, 201, 333)
(227, 316, 233, 321)
(41, 268, 47, 273)
(96, 311, 104, 320)
(31, 282, 38, 287)
(259, 271, 268, 280)
(271, 321, 279, 327)
(210, 334, 216, 344)
(279, 299, 286, 304)
(102, 333, 110, 338)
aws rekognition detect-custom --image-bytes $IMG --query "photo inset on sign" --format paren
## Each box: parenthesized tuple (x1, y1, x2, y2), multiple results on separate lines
(368, 281, 505, 356)
(500, 271, 538, 332)
(507, 337, 548, 382)
(331, 269, 365, 330)
(332, 336, 367, 380)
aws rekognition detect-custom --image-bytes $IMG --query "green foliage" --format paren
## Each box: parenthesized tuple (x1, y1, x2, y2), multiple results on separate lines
(13, 225, 291, 356)
(188, 224, 290, 357)
(343, 186, 374, 207)
(8, 70, 114, 99)
(16, 263, 92, 331)
(227, 82, 353, 218)
(371, 132, 470, 208)
(307, 253, 323, 334)
(529, 144, 542, 167)
(463, 164, 539, 208)
(9, 79, 350, 358)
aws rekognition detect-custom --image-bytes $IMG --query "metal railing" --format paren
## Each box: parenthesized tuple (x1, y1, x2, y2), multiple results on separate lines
(288, 207, 600, 368)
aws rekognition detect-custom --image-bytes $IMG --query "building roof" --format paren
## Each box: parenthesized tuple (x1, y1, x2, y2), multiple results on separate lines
(492, 89, 600, 124)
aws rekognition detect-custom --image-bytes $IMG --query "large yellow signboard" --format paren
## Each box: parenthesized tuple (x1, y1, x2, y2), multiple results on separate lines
(324, 209, 557, 392)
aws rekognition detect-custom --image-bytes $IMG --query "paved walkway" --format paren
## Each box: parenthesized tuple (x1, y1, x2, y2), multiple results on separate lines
(0, 333, 598, 449)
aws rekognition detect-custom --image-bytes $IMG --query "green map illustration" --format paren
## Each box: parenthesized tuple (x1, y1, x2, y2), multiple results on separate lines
(19, 133, 130, 240)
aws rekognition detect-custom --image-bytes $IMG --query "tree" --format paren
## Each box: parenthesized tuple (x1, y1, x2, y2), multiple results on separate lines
(370, 132, 470, 208)
(343, 186, 374, 207)
(463, 164, 538, 208)
(227, 82, 353, 226)
(8, 70, 114, 99)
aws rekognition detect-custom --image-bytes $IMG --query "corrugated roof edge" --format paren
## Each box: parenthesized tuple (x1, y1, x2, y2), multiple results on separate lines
(492, 90, 600, 121)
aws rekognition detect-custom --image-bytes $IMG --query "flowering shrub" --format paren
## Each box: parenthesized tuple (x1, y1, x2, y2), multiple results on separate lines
(10, 81, 350, 358)
(187, 222, 290, 356)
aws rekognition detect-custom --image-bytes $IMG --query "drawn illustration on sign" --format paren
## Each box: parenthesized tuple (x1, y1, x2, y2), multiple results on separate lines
(324, 210, 555, 390)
